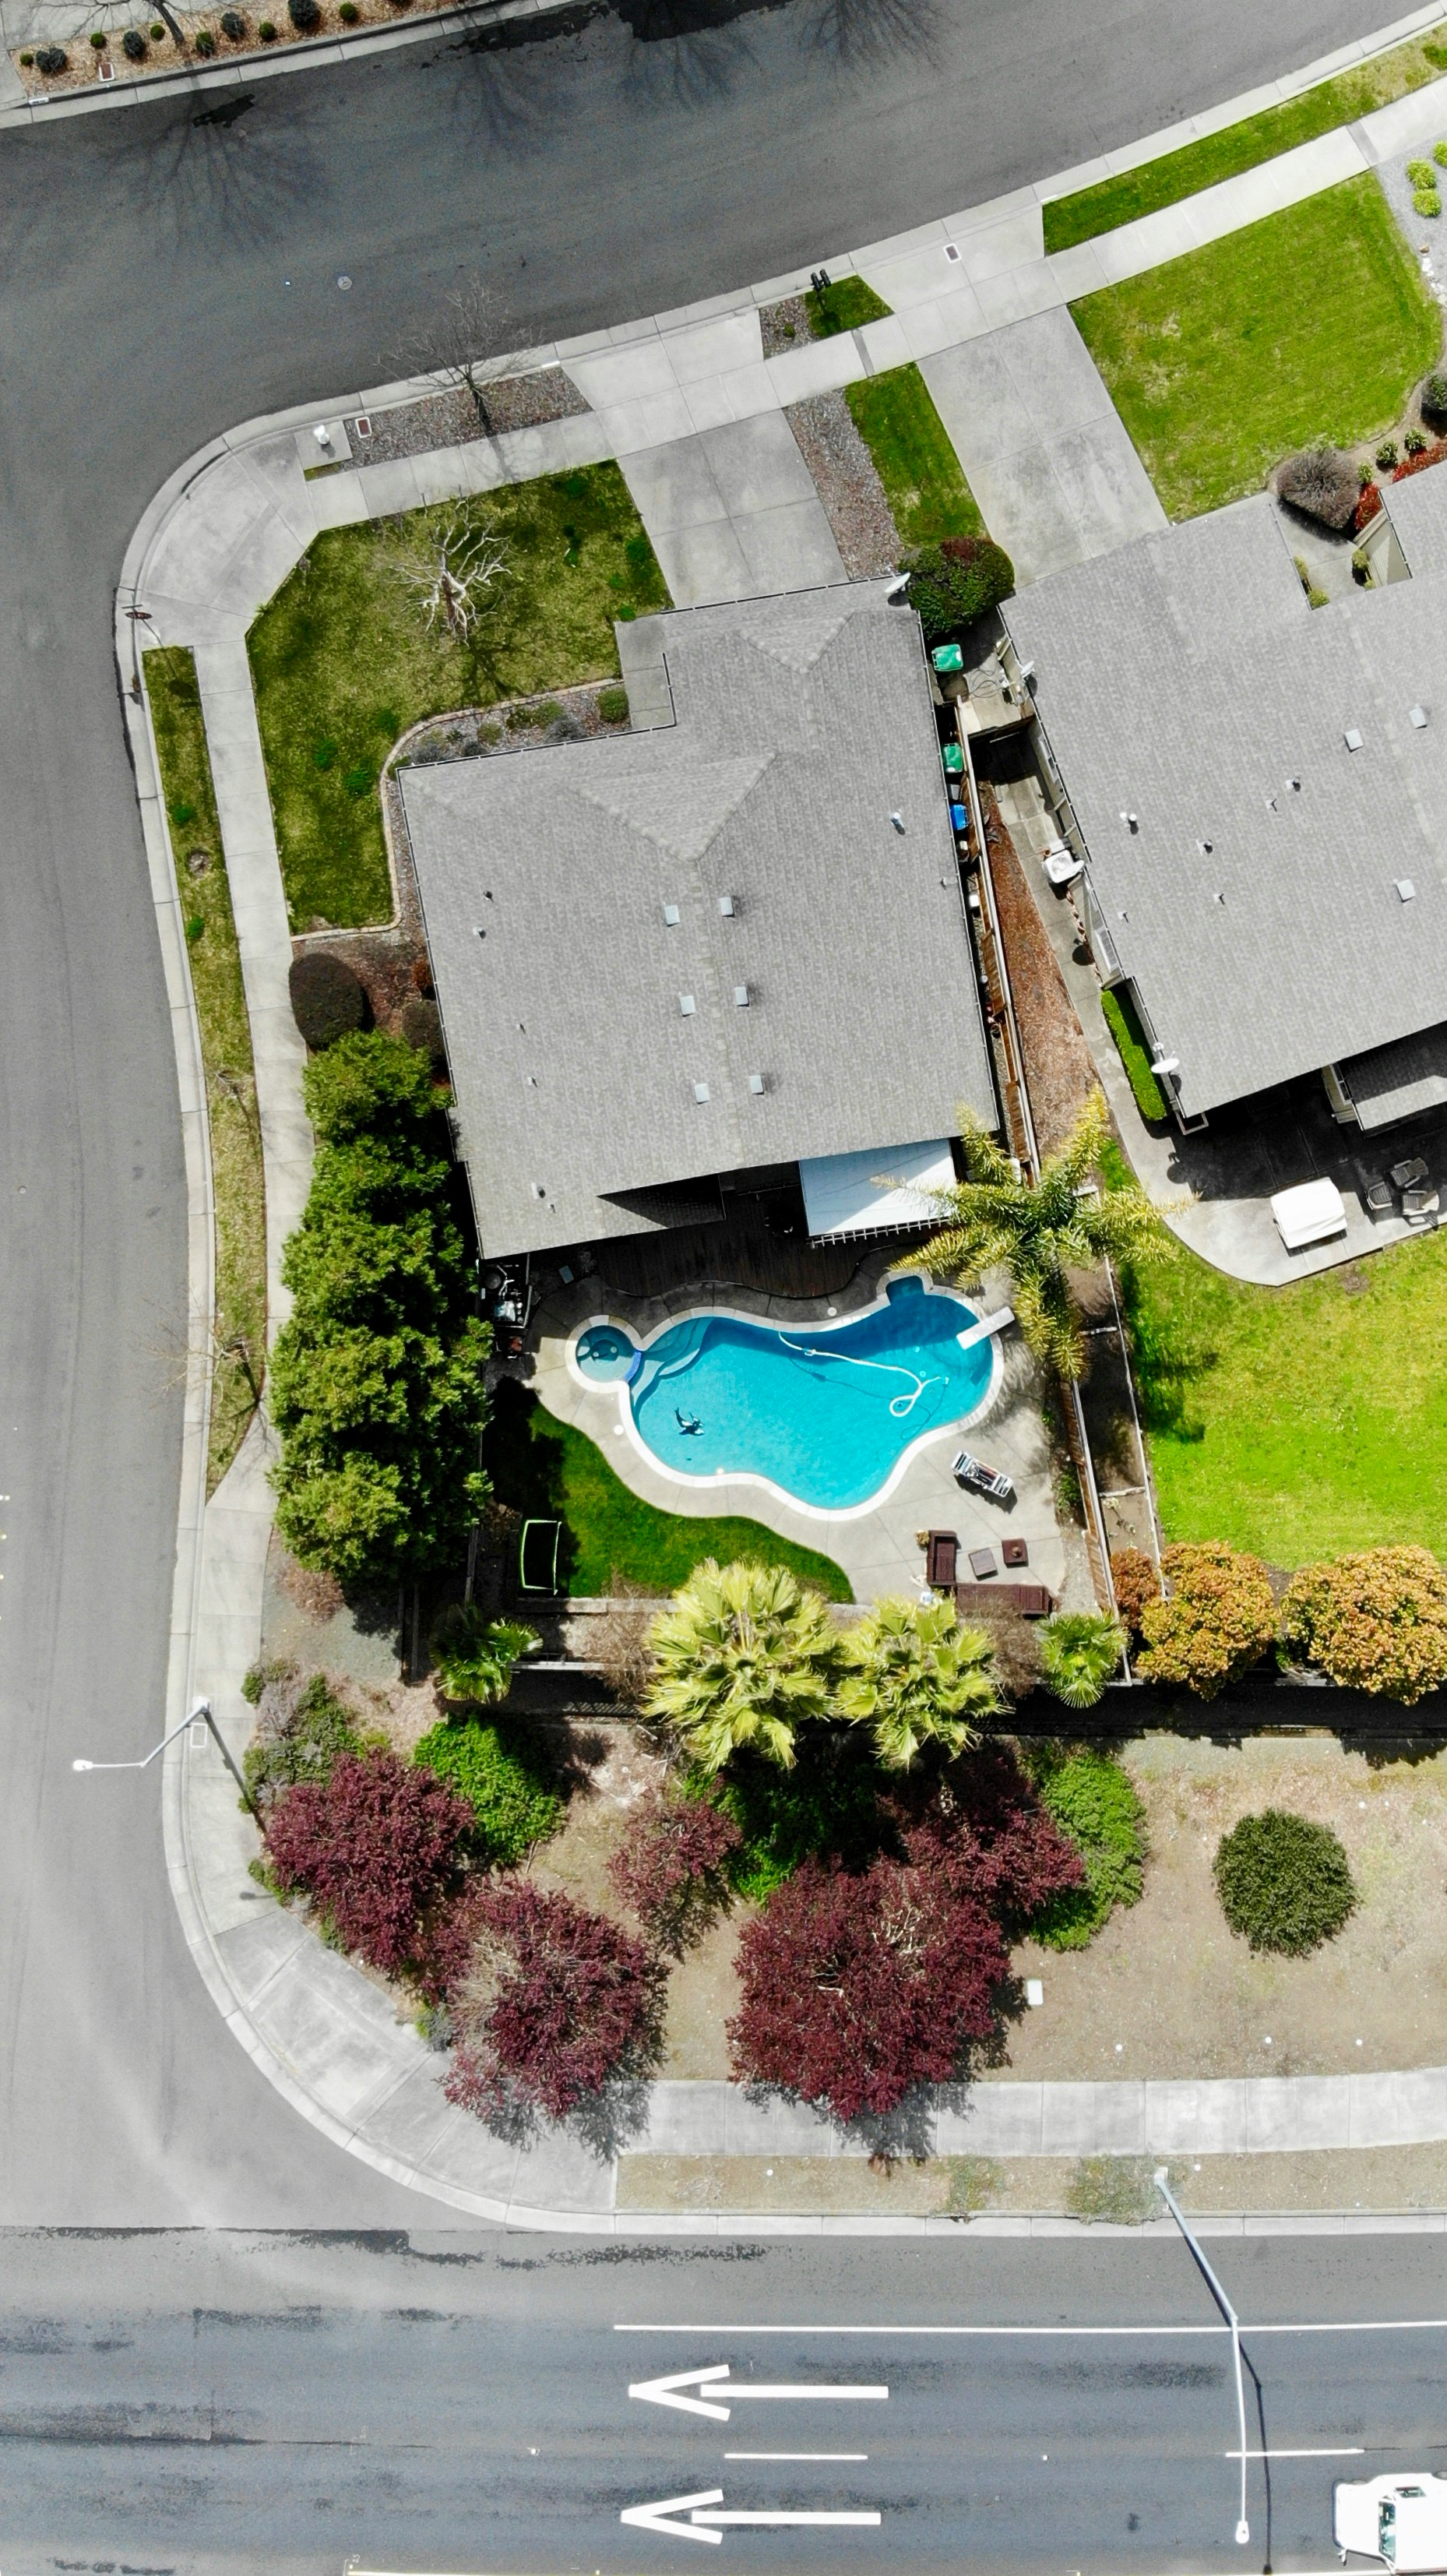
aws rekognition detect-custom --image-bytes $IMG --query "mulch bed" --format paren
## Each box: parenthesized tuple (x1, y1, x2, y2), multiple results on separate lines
(344, 369, 590, 467)
(785, 393, 898, 578)
(983, 786, 1097, 1160)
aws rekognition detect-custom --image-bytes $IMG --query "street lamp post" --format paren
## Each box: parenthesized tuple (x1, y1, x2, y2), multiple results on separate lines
(1153, 2167, 1252, 2546)
(73, 1697, 259, 1821)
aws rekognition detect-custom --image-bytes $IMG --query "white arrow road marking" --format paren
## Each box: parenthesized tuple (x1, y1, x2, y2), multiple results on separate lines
(628, 2363, 888, 2420)
(621, 2488, 726, 2545)
(692, 2510, 882, 2528)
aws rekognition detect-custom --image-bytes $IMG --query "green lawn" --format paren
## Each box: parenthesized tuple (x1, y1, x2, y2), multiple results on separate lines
(1116, 1203, 1447, 1567)
(247, 464, 670, 930)
(807, 276, 893, 337)
(1044, 23, 1447, 251)
(488, 1381, 852, 1601)
(1072, 178, 1441, 520)
(144, 647, 267, 1494)
(844, 365, 984, 544)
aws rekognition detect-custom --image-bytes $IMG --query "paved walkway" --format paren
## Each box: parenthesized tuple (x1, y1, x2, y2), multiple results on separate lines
(921, 312, 1166, 582)
(618, 418, 844, 605)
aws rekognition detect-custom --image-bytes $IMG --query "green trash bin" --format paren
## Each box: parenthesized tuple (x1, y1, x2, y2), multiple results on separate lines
(942, 742, 965, 776)
(931, 643, 964, 674)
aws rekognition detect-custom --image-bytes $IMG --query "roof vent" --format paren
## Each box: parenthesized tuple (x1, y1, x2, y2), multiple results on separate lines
(679, 993, 695, 1016)
(1344, 728, 1364, 752)
(1121, 810, 1139, 833)
(718, 894, 735, 917)
(532, 1182, 547, 1199)
(734, 985, 750, 1008)
(693, 1081, 710, 1104)
(1287, 775, 1301, 792)
(663, 902, 681, 926)
(1198, 838, 1213, 855)
(748, 1073, 766, 1094)
(1396, 879, 1417, 901)
(1411, 704, 1429, 728)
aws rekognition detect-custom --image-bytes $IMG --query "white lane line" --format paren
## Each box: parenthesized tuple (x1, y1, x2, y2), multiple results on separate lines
(724, 2452, 868, 2461)
(1227, 2448, 1365, 2458)
(616, 2318, 1447, 2338)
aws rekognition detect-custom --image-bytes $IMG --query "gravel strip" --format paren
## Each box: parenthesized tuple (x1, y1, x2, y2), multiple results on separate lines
(785, 390, 899, 578)
(344, 367, 589, 465)
(759, 294, 815, 358)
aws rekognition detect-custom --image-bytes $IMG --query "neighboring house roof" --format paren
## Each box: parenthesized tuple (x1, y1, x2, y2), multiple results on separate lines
(401, 581, 996, 1257)
(1004, 485, 1447, 1122)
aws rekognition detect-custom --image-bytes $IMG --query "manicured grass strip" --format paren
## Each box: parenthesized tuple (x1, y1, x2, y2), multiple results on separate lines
(144, 646, 267, 1495)
(1071, 178, 1442, 521)
(1107, 1144, 1447, 1566)
(1044, 22, 1447, 251)
(807, 276, 892, 337)
(1101, 985, 1167, 1122)
(487, 1381, 853, 1601)
(247, 464, 671, 932)
(844, 364, 984, 544)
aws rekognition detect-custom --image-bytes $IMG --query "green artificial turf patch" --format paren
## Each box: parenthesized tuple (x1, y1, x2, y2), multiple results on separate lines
(144, 645, 267, 1494)
(844, 363, 984, 544)
(1108, 1147, 1447, 1564)
(487, 1380, 852, 1602)
(1072, 178, 1442, 520)
(247, 465, 670, 931)
(1044, 23, 1447, 252)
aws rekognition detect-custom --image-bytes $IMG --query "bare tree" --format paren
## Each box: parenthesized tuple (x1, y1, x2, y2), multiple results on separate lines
(385, 507, 509, 640)
(401, 279, 512, 437)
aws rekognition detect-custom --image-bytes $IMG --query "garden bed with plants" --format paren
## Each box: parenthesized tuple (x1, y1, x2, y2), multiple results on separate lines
(241, 1560, 1149, 2130)
(144, 645, 267, 1494)
(14, 0, 457, 92)
(247, 466, 669, 932)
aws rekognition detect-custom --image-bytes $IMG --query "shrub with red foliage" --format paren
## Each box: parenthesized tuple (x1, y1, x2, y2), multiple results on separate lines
(607, 1793, 742, 1954)
(729, 1750, 1085, 2121)
(1393, 440, 1447, 483)
(1355, 481, 1384, 532)
(266, 1748, 471, 1975)
(445, 1880, 662, 2120)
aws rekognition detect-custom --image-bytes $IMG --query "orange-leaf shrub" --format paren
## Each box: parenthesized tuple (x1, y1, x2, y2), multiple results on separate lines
(1135, 1542, 1276, 1700)
(1281, 1545, 1447, 1702)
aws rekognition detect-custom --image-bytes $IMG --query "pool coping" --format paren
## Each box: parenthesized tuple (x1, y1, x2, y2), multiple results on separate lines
(562, 1273, 1005, 1524)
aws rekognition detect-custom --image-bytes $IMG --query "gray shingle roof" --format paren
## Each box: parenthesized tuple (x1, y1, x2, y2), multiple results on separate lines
(401, 581, 995, 1257)
(1005, 490, 1447, 1122)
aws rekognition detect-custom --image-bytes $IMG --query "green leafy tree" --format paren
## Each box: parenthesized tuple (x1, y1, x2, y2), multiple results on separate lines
(431, 1603, 540, 1705)
(913, 1091, 1174, 1379)
(1038, 1611, 1126, 1710)
(270, 1032, 488, 1590)
(903, 535, 1016, 640)
(644, 1559, 837, 1774)
(835, 1595, 1000, 1768)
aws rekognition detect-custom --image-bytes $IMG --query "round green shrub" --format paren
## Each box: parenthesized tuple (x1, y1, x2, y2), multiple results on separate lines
(1407, 428, 1428, 456)
(220, 8, 245, 29)
(89, 29, 107, 44)
(288, 0, 321, 26)
(1029, 1749, 1145, 1950)
(193, 26, 215, 48)
(1424, 370, 1447, 423)
(399, 992, 445, 1067)
(339, 5, 357, 19)
(18, 48, 32, 62)
(289, 950, 367, 1051)
(1407, 158, 1435, 186)
(35, 44, 67, 67)
(597, 683, 629, 725)
(121, 26, 146, 52)
(150, 19, 165, 30)
(902, 535, 1016, 641)
(414, 1718, 561, 1866)
(1435, 139, 1447, 167)
(1414, 186, 1442, 217)
(1377, 439, 1400, 470)
(258, 16, 276, 30)
(1213, 1808, 1356, 1955)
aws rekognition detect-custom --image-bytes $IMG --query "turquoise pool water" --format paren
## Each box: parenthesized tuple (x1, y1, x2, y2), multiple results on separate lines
(575, 1276, 993, 1512)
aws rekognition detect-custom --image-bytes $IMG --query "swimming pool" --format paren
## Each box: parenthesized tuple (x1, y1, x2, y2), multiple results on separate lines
(572, 1275, 997, 1514)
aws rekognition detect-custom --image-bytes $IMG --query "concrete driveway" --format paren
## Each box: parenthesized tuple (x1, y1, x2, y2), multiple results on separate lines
(922, 308, 1167, 583)
(618, 415, 846, 606)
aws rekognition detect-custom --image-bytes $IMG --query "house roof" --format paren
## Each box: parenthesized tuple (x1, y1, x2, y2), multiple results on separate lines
(1004, 485, 1447, 1122)
(401, 582, 996, 1257)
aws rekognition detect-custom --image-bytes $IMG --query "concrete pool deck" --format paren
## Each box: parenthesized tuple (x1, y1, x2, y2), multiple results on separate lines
(526, 1257, 1072, 1605)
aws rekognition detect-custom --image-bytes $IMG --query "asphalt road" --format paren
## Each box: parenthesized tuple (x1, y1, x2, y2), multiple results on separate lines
(0, 2228, 1444, 2572)
(0, 0, 1418, 2225)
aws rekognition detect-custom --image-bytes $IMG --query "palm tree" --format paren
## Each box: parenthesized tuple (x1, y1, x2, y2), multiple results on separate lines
(432, 1605, 540, 1705)
(836, 1595, 1002, 1768)
(1038, 1610, 1127, 1709)
(911, 1089, 1174, 1380)
(644, 1559, 837, 1774)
